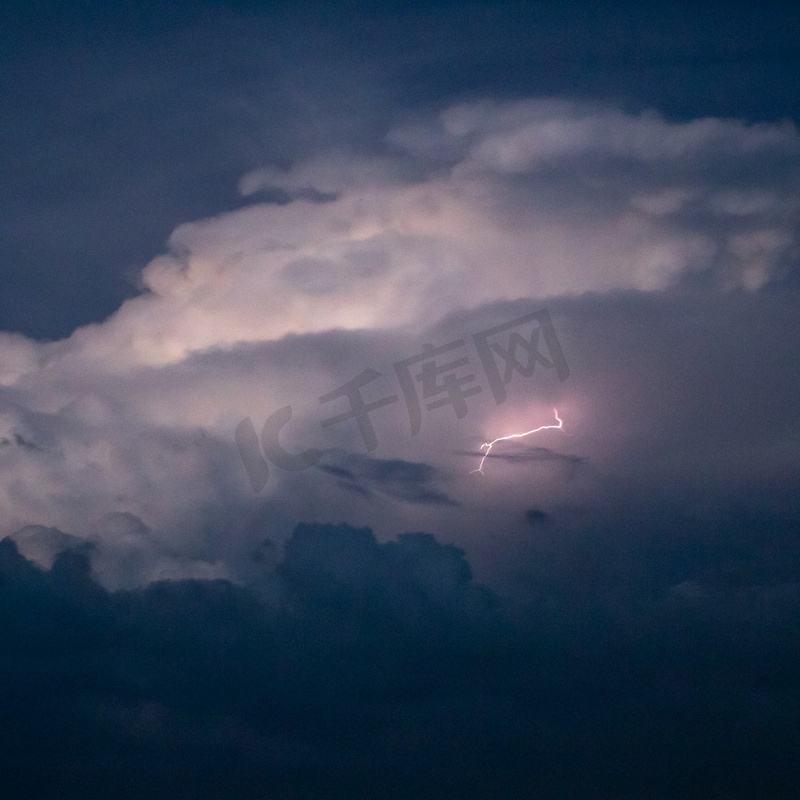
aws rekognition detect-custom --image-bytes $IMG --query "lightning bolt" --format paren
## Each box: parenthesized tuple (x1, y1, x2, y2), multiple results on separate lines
(471, 408, 563, 475)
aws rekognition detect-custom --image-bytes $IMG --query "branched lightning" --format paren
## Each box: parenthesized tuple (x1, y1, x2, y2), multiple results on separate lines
(471, 408, 563, 475)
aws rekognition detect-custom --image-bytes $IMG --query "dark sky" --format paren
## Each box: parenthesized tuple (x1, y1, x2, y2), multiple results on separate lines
(1, 2, 799, 798)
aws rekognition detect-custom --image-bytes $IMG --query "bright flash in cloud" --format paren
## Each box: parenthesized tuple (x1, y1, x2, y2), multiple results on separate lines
(471, 408, 564, 475)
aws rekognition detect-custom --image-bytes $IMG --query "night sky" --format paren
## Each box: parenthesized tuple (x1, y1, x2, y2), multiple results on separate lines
(1, 2, 799, 798)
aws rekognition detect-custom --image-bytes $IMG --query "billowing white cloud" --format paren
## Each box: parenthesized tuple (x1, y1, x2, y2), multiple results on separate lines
(0, 98, 798, 587)
(3, 99, 792, 376)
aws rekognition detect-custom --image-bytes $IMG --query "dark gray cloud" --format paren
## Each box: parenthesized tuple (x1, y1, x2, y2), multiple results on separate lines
(317, 452, 460, 506)
(2, 519, 800, 798)
(524, 507, 551, 526)
(459, 443, 585, 476)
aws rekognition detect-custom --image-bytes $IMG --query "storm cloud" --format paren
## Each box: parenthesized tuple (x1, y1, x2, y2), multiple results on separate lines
(2, 2, 799, 797)
(0, 96, 797, 589)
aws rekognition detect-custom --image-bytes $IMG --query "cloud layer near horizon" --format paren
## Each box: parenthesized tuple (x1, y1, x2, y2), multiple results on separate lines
(3, 519, 800, 798)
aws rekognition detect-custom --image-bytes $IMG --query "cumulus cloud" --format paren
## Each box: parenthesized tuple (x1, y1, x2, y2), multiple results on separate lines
(3, 99, 795, 375)
(0, 98, 798, 586)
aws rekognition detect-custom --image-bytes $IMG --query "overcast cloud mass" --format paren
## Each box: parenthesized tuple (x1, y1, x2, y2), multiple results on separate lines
(1, 1, 799, 797)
